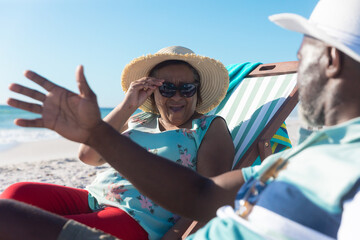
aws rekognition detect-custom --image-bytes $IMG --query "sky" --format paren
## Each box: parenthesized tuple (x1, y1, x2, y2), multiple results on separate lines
(0, 0, 317, 108)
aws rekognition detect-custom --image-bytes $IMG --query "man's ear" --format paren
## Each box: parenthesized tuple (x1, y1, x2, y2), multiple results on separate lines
(326, 47, 342, 77)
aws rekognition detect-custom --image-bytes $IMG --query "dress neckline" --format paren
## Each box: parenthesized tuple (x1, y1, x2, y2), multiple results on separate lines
(156, 115, 205, 132)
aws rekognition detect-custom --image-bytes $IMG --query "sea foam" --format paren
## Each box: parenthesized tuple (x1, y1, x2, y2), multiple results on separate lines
(0, 128, 60, 151)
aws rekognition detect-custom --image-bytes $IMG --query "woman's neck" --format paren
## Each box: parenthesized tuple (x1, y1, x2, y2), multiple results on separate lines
(158, 112, 202, 131)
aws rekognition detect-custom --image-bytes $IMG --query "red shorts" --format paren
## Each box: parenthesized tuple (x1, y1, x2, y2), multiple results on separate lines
(0, 182, 148, 240)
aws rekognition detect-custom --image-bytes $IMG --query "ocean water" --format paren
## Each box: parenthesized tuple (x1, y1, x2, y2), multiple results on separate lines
(0, 105, 119, 152)
(1, 103, 297, 152)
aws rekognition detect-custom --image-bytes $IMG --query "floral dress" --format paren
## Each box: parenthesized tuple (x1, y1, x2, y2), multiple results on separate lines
(86, 112, 220, 240)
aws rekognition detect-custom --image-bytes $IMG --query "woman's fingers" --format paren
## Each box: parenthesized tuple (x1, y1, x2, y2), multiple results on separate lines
(142, 77, 164, 87)
(130, 77, 164, 91)
(7, 98, 43, 114)
(8, 83, 46, 102)
(24, 70, 59, 92)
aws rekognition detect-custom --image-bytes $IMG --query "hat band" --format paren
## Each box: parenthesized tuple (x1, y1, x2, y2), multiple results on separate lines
(312, 21, 360, 48)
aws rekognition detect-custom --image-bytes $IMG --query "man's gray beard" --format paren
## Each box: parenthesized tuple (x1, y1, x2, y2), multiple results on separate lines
(298, 102, 325, 128)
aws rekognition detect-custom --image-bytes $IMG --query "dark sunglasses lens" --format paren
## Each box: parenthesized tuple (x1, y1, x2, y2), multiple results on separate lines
(180, 84, 197, 97)
(159, 83, 176, 98)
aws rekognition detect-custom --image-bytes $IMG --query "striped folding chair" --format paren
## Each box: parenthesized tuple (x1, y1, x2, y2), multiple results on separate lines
(162, 61, 299, 240)
(208, 61, 298, 169)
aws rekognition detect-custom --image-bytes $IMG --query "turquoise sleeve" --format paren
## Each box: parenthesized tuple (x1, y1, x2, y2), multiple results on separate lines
(186, 217, 264, 240)
(241, 166, 257, 182)
(241, 150, 288, 182)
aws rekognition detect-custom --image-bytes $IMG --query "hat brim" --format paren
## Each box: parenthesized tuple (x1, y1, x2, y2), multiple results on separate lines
(121, 53, 229, 114)
(269, 13, 360, 63)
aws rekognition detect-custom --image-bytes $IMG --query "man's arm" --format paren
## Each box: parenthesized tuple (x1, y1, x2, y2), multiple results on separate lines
(86, 121, 243, 221)
(7, 66, 244, 222)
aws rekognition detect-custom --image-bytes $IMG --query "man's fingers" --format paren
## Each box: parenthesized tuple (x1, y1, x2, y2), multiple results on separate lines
(76, 65, 96, 99)
(24, 70, 58, 92)
(7, 98, 43, 114)
(14, 118, 44, 128)
(9, 83, 46, 102)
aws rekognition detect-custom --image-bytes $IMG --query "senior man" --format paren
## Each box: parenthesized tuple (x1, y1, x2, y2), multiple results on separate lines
(2, 0, 360, 239)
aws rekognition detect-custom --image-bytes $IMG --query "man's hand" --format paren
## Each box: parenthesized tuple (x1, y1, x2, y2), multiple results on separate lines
(7, 65, 102, 144)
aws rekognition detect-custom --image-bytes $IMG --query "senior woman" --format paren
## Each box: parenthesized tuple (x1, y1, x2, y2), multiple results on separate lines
(1, 46, 234, 240)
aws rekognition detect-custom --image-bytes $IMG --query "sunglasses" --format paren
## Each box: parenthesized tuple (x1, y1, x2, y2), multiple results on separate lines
(158, 82, 199, 98)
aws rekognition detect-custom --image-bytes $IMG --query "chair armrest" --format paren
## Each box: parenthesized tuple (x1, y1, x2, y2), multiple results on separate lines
(258, 139, 272, 161)
(161, 218, 206, 240)
(161, 218, 194, 240)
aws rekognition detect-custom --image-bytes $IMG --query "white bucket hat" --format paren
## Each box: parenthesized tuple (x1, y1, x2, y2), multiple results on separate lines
(269, 0, 360, 62)
(121, 46, 229, 114)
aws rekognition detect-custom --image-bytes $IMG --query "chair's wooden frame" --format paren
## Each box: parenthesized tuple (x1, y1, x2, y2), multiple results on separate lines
(234, 61, 298, 168)
(161, 61, 299, 240)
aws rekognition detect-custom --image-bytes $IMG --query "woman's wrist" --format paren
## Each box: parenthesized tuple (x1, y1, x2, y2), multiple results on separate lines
(121, 96, 141, 113)
(103, 101, 137, 130)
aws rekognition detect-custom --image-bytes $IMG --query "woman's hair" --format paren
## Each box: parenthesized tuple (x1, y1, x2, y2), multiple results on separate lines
(148, 60, 202, 111)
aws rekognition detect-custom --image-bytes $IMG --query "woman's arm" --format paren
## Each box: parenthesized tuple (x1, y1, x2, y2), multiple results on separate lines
(196, 117, 235, 177)
(78, 102, 135, 166)
(78, 77, 164, 166)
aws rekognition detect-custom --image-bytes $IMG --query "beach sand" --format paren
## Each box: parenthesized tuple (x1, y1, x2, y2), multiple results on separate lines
(0, 119, 300, 193)
(0, 138, 110, 193)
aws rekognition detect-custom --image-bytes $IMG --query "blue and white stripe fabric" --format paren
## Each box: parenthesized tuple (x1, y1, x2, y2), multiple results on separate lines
(207, 62, 296, 168)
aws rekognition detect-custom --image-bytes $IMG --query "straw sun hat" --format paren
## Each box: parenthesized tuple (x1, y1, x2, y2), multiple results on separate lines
(269, 0, 360, 63)
(121, 46, 229, 114)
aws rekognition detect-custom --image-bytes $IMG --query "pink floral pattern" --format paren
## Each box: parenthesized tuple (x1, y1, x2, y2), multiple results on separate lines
(181, 129, 196, 136)
(199, 116, 207, 130)
(139, 195, 153, 211)
(180, 150, 192, 167)
(176, 144, 196, 167)
(105, 183, 128, 202)
(131, 117, 147, 125)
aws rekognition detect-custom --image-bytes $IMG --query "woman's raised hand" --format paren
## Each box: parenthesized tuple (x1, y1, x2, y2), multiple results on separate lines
(7, 65, 102, 144)
(123, 77, 164, 110)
